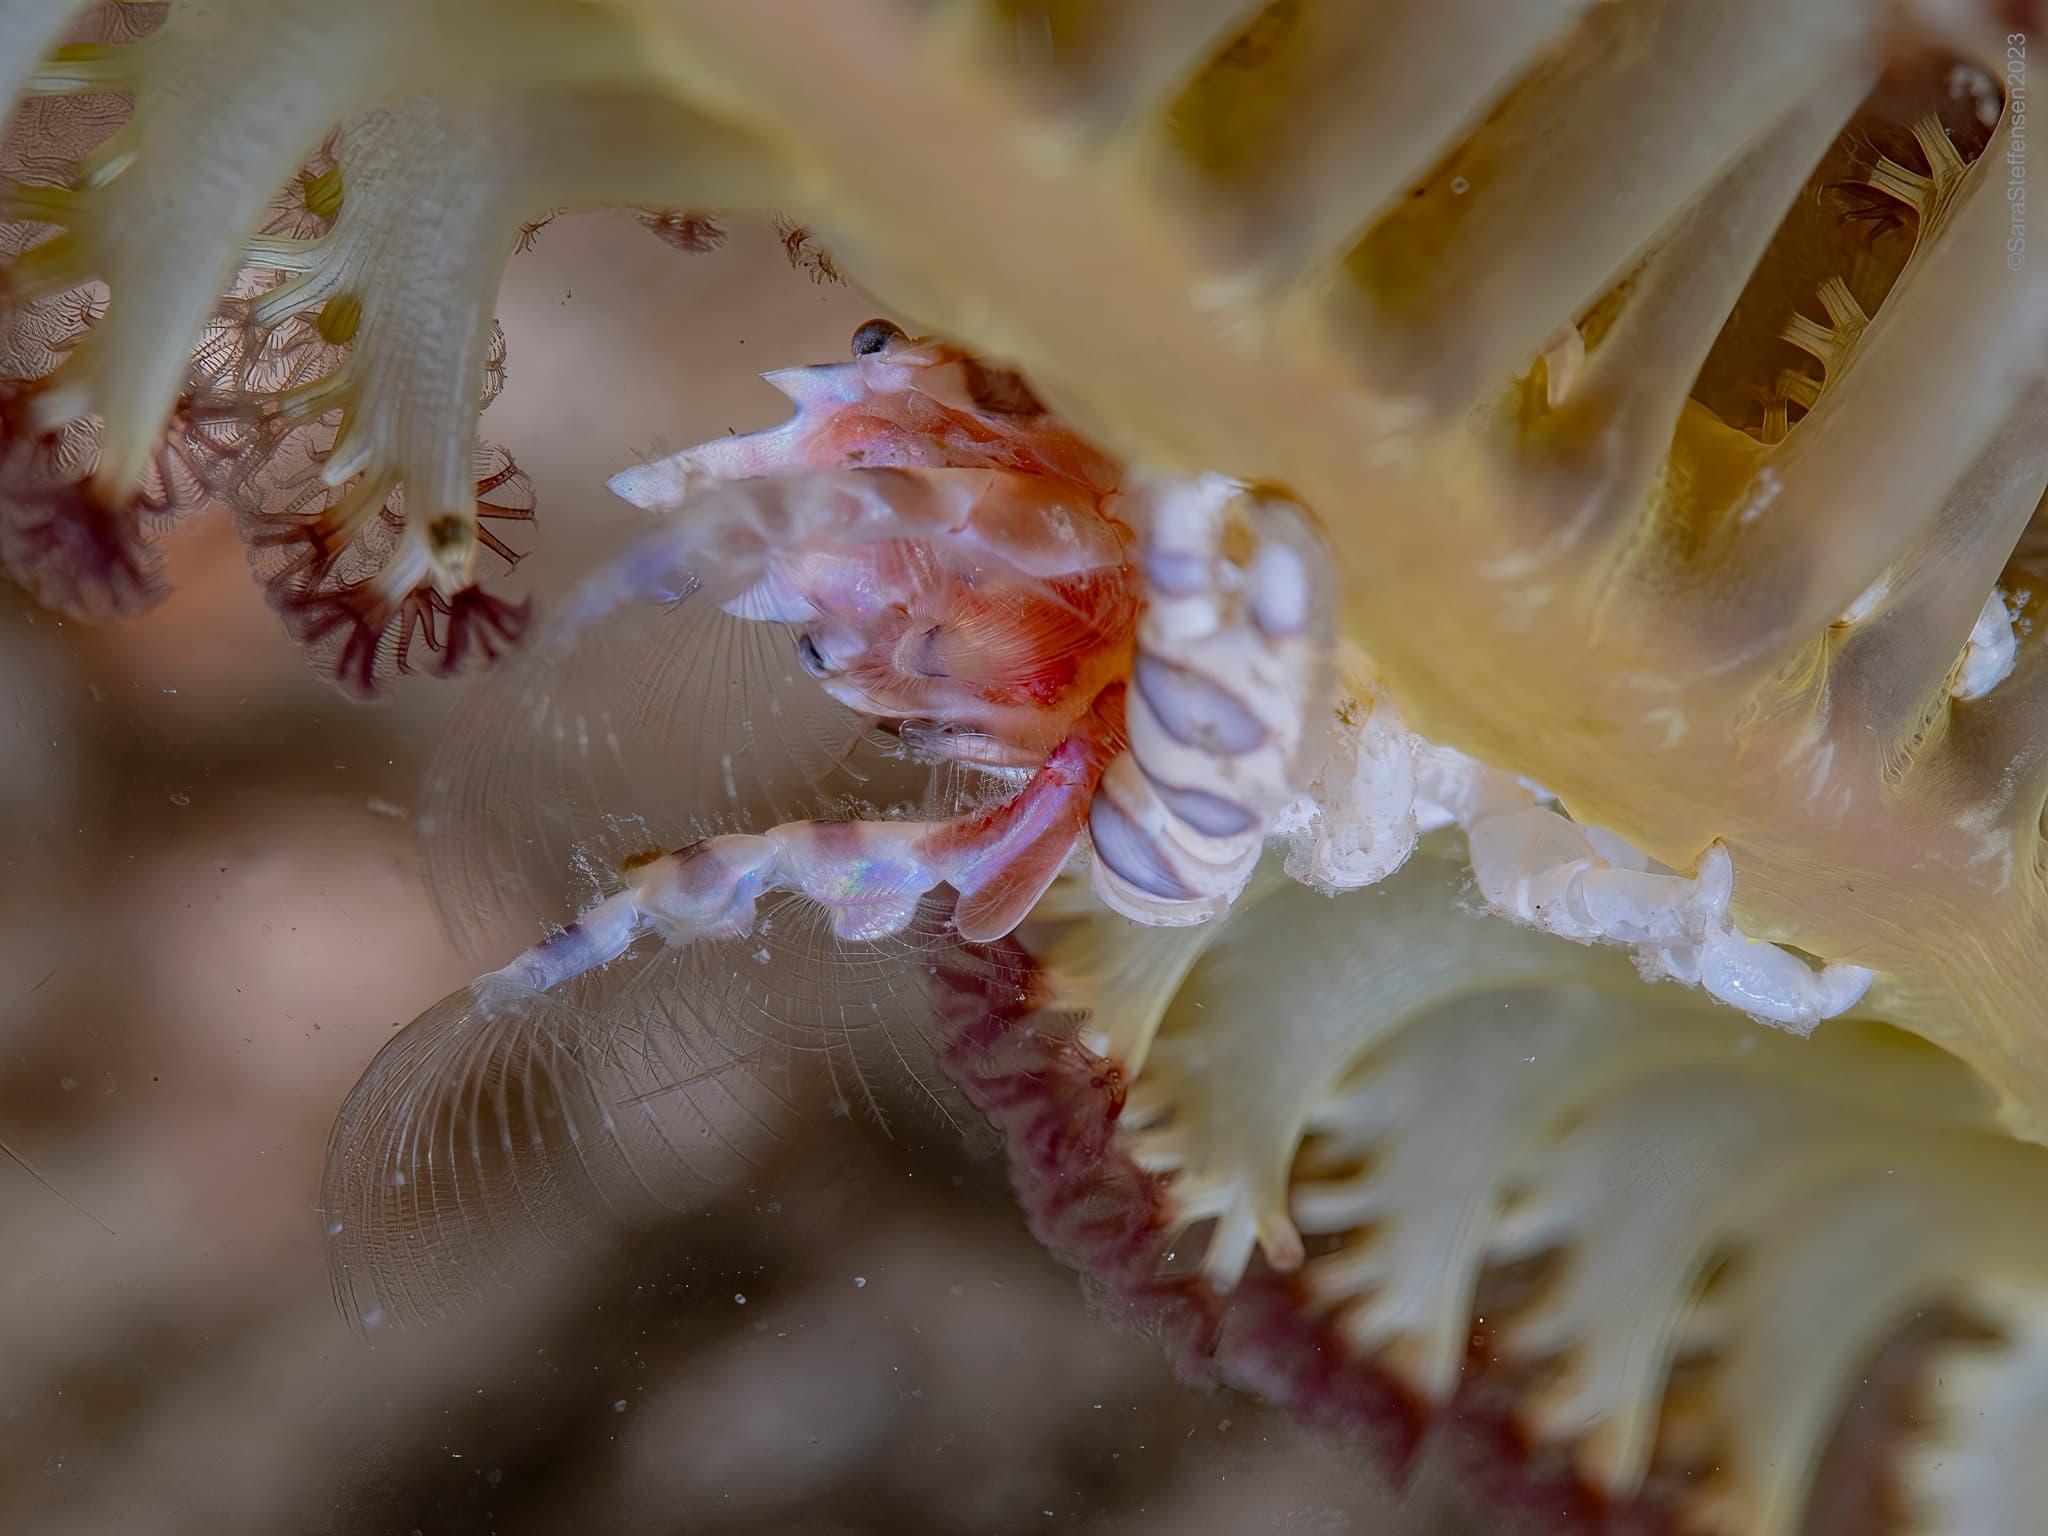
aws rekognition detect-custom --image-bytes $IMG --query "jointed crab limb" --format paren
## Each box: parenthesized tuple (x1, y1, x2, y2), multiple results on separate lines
(1463, 803, 1876, 1032)
(478, 688, 1125, 1005)
(1087, 473, 1333, 924)
(597, 461, 1135, 740)
(609, 319, 1119, 501)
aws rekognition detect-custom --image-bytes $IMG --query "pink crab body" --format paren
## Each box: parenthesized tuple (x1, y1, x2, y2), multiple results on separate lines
(611, 322, 1139, 764)
(323, 319, 1336, 1289)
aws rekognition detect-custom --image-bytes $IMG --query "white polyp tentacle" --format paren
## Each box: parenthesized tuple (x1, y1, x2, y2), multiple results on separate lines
(1951, 587, 2019, 700)
(1693, 927, 1876, 1031)
(1277, 670, 1424, 894)
(1088, 475, 1333, 924)
(1464, 804, 1874, 1034)
(1271, 649, 1874, 1031)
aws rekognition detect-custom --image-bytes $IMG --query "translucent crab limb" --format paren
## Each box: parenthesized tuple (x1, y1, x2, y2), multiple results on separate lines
(595, 459, 1136, 755)
(608, 318, 1119, 500)
(1275, 662, 1422, 896)
(1086, 474, 1334, 924)
(420, 321, 1143, 976)
(602, 462, 1128, 605)
(1466, 806, 1875, 1032)
(1274, 660, 1877, 1032)
(473, 691, 1124, 1006)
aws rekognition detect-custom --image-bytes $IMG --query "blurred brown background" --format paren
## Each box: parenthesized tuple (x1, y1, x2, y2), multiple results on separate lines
(0, 216, 1451, 1536)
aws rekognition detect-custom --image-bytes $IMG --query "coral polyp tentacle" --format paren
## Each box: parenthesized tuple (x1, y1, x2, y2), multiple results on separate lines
(1016, 839, 2047, 1533)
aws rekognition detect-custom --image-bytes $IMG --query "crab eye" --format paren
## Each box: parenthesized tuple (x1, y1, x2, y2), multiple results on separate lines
(850, 318, 907, 357)
(795, 630, 834, 677)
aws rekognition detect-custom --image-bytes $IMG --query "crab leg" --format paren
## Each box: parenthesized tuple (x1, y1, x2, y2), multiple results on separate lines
(607, 319, 1119, 502)
(480, 684, 1126, 1007)
(1087, 473, 1333, 923)
(591, 463, 1128, 618)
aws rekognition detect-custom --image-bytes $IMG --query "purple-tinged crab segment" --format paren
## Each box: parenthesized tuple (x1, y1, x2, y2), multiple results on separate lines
(1087, 472, 1335, 925)
(594, 459, 1140, 759)
(463, 682, 1129, 1001)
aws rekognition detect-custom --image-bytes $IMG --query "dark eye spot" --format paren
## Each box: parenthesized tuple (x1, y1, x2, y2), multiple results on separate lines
(796, 632, 833, 677)
(852, 318, 907, 357)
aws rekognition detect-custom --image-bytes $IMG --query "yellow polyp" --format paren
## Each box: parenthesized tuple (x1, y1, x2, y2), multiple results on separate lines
(73, 124, 139, 192)
(275, 363, 354, 425)
(3, 230, 87, 300)
(1780, 276, 1869, 383)
(316, 292, 362, 345)
(1163, 0, 1312, 182)
(1779, 370, 1822, 413)
(1, 181, 81, 222)
(300, 163, 344, 221)
(24, 42, 140, 95)
(427, 512, 476, 564)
